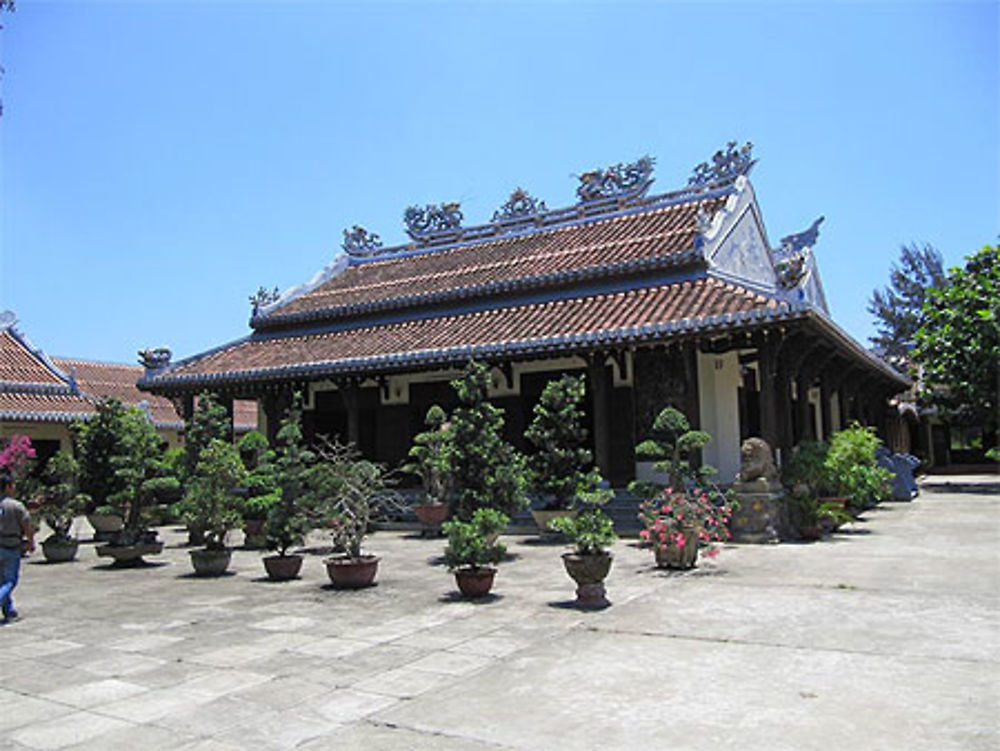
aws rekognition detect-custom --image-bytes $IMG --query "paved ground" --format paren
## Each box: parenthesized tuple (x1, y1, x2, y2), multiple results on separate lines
(2, 474, 998, 750)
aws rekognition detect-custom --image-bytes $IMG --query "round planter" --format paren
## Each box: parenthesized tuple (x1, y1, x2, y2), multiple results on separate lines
(453, 566, 496, 598)
(87, 513, 124, 541)
(96, 540, 164, 567)
(41, 537, 79, 563)
(530, 509, 578, 535)
(263, 554, 303, 581)
(189, 548, 233, 577)
(561, 551, 612, 608)
(243, 519, 267, 549)
(413, 504, 450, 537)
(325, 555, 379, 589)
(654, 526, 699, 570)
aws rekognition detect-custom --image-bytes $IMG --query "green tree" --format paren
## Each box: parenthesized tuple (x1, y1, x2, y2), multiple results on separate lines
(182, 439, 249, 550)
(74, 399, 132, 511)
(525, 374, 604, 510)
(266, 403, 316, 557)
(868, 243, 946, 368)
(448, 361, 528, 520)
(630, 406, 713, 496)
(403, 405, 454, 505)
(915, 244, 999, 451)
(183, 391, 230, 478)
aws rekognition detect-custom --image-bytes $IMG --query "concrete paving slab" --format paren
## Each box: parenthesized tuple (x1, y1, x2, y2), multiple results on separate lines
(2, 474, 996, 749)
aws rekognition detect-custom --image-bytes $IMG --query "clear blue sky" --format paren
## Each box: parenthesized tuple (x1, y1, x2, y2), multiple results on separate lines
(1, 1, 996, 364)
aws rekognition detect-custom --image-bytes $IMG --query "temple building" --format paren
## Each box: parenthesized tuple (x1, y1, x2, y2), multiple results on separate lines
(0, 311, 256, 465)
(138, 144, 909, 484)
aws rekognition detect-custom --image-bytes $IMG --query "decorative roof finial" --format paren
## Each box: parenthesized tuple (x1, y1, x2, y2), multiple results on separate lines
(492, 188, 548, 223)
(249, 286, 281, 316)
(774, 216, 824, 288)
(576, 156, 655, 203)
(0, 310, 18, 332)
(403, 202, 464, 240)
(138, 347, 172, 373)
(688, 141, 756, 187)
(341, 225, 384, 258)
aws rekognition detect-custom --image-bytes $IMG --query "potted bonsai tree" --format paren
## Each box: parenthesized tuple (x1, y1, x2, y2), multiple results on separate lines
(262, 405, 314, 581)
(73, 402, 128, 540)
(403, 404, 454, 536)
(238, 430, 278, 548)
(183, 438, 249, 576)
(312, 438, 392, 589)
(442, 508, 509, 598)
(823, 424, 894, 515)
(37, 450, 89, 563)
(525, 374, 604, 534)
(448, 361, 528, 521)
(178, 392, 232, 545)
(630, 406, 714, 498)
(94, 402, 180, 566)
(549, 490, 616, 608)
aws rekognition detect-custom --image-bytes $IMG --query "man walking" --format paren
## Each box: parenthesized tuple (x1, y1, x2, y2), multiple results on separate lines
(0, 471, 34, 623)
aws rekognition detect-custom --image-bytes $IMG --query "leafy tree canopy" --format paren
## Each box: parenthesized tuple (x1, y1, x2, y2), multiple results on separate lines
(868, 242, 945, 368)
(914, 244, 999, 447)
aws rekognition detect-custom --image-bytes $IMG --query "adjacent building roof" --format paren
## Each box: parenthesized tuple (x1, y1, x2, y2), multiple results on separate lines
(1, 315, 257, 430)
(139, 146, 909, 393)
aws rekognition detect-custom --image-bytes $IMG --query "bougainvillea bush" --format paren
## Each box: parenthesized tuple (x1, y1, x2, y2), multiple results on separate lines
(638, 487, 733, 558)
(0, 434, 36, 484)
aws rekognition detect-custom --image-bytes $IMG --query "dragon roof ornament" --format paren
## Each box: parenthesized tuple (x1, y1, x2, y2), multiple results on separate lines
(492, 188, 548, 223)
(773, 216, 824, 289)
(688, 141, 756, 188)
(404, 202, 464, 241)
(576, 156, 655, 203)
(138, 347, 172, 372)
(342, 225, 385, 258)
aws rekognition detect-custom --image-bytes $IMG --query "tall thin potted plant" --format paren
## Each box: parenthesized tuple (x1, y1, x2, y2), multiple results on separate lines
(183, 438, 248, 576)
(37, 450, 89, 563)
(404, 404, 454, 536)
(525, 374, 603, 533)
(262, 404, 314, 580)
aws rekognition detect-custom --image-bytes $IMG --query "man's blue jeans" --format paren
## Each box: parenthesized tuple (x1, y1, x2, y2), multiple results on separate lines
(0, 546, 21, 617)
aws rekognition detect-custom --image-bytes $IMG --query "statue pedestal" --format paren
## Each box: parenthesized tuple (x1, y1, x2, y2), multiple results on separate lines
(730, 480, 784, 543)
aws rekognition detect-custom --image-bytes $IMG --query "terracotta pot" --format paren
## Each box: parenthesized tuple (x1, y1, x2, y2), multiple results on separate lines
(454, 566, 496, 598)
(263, 553, 303, 581)
(96, 540, 164, 567)
(530, 509, 578, 534)
(325, 555, 379, 589)
(561, 552, 612, 608)
(87, 513, 124, 542)
(413, 504, 450, 536)
(654, 526, 699, 569)
(189, 548, 233, 577)
(243, 519, 267, 549)
(41, 537, 79, 563)
(799, 525, 824, 541)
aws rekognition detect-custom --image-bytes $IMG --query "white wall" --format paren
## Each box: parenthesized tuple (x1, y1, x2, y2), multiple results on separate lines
(697, 351, 742, 483)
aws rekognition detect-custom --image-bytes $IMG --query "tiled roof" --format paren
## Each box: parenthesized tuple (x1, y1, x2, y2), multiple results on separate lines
(260, 195, 726, 327)
(150, 277, 795, 387)
(0, 391, 96, 423)
(54, 358, 258, 430)
(53, 358, 185, 428)
(0, 331, 64, 385)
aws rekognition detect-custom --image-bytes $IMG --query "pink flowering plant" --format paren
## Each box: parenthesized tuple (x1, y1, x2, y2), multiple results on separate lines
(0, 434, 37, 487)
(638, 487, 733, 559)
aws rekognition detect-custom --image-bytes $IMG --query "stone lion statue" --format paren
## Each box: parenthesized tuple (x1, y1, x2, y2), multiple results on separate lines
(736, 437, 778, 484)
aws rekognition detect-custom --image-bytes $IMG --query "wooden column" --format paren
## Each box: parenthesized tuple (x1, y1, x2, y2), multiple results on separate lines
(757, 337, 780, 451)
(339, 379, 361, 448)
(261, 388, 293, 445)
(819, 371, 833, 441)
(587, 355, 612, 479)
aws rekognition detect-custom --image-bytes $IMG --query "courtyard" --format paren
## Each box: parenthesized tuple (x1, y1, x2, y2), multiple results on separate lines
(1, 474, 997, 750)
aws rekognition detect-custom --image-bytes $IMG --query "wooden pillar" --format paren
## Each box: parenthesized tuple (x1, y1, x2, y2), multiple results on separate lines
(819, 372, 833, 442)
(795, 372, 813, 442)
(757, 337, 780, 451)
(588, 355, 612, 479)
(340, 379, 361, 448)
(261, 388, 293, 445)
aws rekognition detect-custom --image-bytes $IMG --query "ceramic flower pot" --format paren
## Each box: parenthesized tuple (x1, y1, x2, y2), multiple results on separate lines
(561, 551, 612, 608)
(189, 548, 233, 577)
(87, 513, 123, 542)
(413, 504, 450, 537)
(453, 566, 496, 598)
(96, 540, 164, 567)
(325, 555, 379, 589)
(41, 537, 79, 563)
(654, 526, 699, 569)
(263, 553, 303, 581)
(242, 519, 268, 549)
